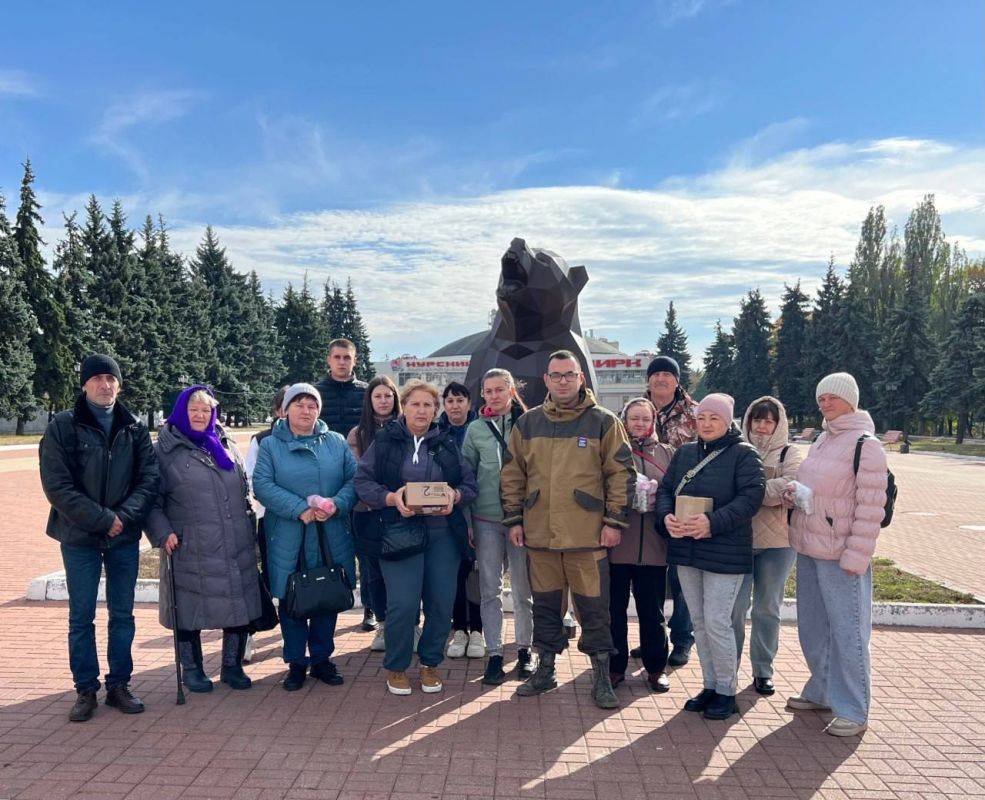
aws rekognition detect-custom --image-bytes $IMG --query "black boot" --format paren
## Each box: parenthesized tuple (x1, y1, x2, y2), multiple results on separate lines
(683, 688, 717, 712)
(220, 631, 252, 690)
(105, 684, 145, 714)
(69, 690, 97, 722)
(310, 660, 344, 686)
(589, 652, 619, 709)
(516, 652, 557, 696)
(667, 644, 691, 667)
(178, 637, 213, 693)
(482, 655, 506, 685)
(283, 663, 307, 691)
(361, 608, 378, 632)
(630, 646, 642, 659)
(515, 648, 536, 680)
(753, 677, 775, 696)
(704, 693, 737, 720)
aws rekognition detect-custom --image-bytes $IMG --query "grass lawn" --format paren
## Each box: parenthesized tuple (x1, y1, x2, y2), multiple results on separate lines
(784, 557, 981, 604)
(908, 441, 985, 457)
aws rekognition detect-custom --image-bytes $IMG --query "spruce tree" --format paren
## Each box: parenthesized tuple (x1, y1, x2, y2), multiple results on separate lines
(342, 279, 375, 379)
(190, 226, 252, 421)
(656, 301, 692, 388)
(802, 258, 844, 404)
(14, 160, 71, 423)
(52, 212, 96, 408)
(0, 195, 38, 423)
(108, 202, 159, 419)
(702, 320, 736, 397)
(241, 271, 284, 421)
(773, 282, 810, 423)
(731, 289, 773, 412)
(276, 277, 325, 384)
(921, 292, 985, 444)
(84, 195, 126, 351)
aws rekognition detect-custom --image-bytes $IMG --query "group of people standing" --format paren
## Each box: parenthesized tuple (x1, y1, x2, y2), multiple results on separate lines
(40, 341, 888, 740)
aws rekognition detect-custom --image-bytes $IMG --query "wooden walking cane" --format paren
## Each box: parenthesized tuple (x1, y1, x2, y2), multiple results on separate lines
(167, 551, 186, 705)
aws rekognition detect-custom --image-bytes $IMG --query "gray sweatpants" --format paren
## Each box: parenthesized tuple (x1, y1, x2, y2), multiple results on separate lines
(677, 565, 744, 696)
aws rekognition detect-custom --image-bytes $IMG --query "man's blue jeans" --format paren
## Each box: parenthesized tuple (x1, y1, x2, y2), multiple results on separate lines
(60, 542, 139, 693)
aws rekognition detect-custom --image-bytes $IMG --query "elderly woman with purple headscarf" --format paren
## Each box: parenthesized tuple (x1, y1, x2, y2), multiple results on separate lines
(145, 386, 261, 694)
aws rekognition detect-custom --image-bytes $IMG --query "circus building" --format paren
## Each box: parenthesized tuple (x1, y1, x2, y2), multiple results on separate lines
(374, 330, 652, 413)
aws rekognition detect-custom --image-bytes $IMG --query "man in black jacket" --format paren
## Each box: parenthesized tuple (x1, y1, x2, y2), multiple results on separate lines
(39, 355, 159, 722)
(313, 338, 375, 628)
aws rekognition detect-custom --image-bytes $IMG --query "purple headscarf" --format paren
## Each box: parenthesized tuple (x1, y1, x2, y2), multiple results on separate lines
(168, 385, 236, 471)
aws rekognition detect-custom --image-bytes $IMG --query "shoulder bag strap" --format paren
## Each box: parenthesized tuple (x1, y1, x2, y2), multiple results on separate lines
(634, 448, 667, 476)
(674, 445, 729, 497)
(485, 419, 509, 454)
(852, 434, 869, 476)
(779, 445, 790, 465)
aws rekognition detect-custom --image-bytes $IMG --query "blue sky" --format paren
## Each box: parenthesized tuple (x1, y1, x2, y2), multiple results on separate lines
(2, 1, 983, 360)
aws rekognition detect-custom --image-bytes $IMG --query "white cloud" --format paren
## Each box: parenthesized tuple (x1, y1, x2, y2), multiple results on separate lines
(654, 0, 733, 26)
(0, 69, 38, 97)
(91, 89, 203, 181)
(634, 82, 722, 127)
(155, 134, 985, 361)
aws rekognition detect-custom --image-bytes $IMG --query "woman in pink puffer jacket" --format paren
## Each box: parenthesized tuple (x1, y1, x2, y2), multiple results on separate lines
(784, 373, 888, 738)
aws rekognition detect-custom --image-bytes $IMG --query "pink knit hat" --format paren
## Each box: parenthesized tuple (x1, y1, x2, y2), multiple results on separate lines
(696, 393, 735, 422)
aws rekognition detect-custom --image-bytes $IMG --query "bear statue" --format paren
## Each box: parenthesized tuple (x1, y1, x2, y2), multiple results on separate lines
(464, 237, 597, 408)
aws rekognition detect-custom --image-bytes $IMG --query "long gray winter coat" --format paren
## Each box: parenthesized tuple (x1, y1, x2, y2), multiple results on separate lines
(145, 424, 261, 631)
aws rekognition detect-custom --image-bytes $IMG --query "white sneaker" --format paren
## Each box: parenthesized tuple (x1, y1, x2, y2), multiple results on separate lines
(370, 622, 386, 652)
(466, 630, 486, 659)
(786, 695, 831, 711)
(446, 629, 468, 658)
(242, 634, 254, 664)
(825, 717, 867, 737)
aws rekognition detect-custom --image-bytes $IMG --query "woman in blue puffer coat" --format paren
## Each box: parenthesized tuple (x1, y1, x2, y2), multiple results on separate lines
(253, 383, 357, 692)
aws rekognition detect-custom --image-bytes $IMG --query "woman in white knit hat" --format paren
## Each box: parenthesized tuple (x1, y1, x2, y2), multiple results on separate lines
(783, 372, 888, 737)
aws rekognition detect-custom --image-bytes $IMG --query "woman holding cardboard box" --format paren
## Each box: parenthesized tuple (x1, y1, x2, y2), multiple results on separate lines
(354, 379, 477, 696)
(655, 393, 765, 720)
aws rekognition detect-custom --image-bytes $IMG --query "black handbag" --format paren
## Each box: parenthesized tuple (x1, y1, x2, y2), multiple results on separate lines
(282, 521, 355, 619)
(379, 515, 429, 561)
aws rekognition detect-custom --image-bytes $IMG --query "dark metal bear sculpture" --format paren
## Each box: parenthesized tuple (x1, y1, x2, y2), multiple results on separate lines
(465, 238, 597, 408)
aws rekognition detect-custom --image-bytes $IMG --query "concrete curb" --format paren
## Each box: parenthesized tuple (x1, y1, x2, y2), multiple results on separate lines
(26, 572, 985, 629)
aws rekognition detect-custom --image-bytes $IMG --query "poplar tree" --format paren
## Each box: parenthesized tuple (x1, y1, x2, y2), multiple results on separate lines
(656, 301, 692, 388)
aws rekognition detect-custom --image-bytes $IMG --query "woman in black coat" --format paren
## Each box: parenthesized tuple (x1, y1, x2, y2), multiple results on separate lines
(655, 393, 764, 720)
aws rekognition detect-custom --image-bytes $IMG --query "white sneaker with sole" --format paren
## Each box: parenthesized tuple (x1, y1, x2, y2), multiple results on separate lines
(825, 717, 867, 737)
(370, 622, 386, 652)
(446, 629, 468, 658)
(786, 695, 832, 711)
(466, 630, 486, 659)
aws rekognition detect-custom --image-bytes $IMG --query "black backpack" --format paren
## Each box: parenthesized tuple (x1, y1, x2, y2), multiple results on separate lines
(853, 434, 897, 528)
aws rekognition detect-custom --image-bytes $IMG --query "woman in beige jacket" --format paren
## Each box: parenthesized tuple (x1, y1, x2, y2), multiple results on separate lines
(731, 396, 802, 696)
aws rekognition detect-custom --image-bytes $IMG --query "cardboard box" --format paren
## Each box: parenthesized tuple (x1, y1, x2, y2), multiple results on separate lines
(675, 495, 713, 518)
(405, 482, 452, 514)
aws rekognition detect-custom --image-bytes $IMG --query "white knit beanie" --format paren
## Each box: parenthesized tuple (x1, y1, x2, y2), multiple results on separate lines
(815, 372, 859, 410)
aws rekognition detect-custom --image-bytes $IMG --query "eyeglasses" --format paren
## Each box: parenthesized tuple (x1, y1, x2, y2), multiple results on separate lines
(547, 371, 580, 383)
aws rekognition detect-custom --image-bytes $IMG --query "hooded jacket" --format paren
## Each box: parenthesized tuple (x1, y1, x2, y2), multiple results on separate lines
(655, 426, 765, 574)
(145, 424, 261, 631)
(741, 396, 803, 550)
(609, 426, 674, 566)
(789, 410, 888, 574)
(461, 403, 524, 526)
(252, 418, 357, 598)
(500, 388, 635, 551)
(39, 393, 159, 548)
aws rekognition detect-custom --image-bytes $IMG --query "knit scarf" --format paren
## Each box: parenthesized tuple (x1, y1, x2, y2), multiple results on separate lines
(168, 385, 235, 471)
